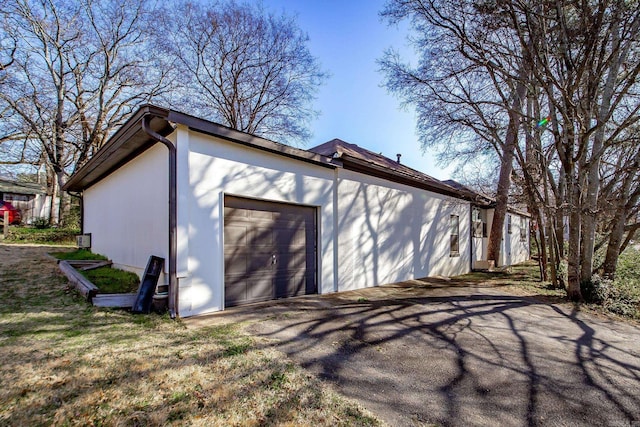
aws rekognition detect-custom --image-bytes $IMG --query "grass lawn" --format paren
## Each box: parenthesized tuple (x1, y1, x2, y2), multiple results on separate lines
(82, 266, 140, 294)
(0, 244, 380, 426)
(51, 250, 140, 294)
(50, 249, 108, 261)
(3, 226, 80, 245)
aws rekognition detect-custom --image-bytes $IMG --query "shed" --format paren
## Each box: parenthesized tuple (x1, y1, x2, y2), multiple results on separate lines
(64, 105, 530, 318)
(0, 177, 51, 224)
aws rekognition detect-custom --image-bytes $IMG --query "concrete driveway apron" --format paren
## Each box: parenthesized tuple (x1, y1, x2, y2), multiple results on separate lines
(187, 279, 640, 426)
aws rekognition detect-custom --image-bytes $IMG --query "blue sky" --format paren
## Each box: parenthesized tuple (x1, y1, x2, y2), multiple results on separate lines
(263, 0, 453, 180)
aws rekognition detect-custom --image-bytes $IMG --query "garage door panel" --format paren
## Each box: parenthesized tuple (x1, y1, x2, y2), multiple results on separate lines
(225, 278, 247, 305)
(248, 276, 273, 300)
(224, 252, 247, 275)
(224, 196, 317, 307)
(275, 272, 305, 298)
(224, 206, 250, 219)
(248, 228, 274, 246)
(224, 225, 248, 247)
(276, 251, 306, 271)
(248, 251, 274, 272)
(249, 210, 274, 220)
(271, 226, 306, 245)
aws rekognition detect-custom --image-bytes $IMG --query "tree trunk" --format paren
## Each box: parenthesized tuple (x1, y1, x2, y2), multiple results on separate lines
(566, 172, 583, 301)
(603, 176, 640, 278)
(487, 79, 528, 265)
(534, 209, 548, 281)
(579, 21, 624, 282)
(54, 169, 67, 226)
(555, 172, 566, 258)
(547, 220, 561, 288)
(620, 223, 640, 254)
(602, 207, 626, 279)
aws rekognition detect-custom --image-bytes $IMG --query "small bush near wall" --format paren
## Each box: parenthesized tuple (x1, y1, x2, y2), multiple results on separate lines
(581, 248, 640, 319)
(31, 217, 50, 229)
(5, 226, 80, 245)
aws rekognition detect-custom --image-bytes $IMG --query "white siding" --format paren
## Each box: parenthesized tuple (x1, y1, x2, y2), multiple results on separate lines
(476, 209, 529, 268)
(507, 214, 530, 265)
(84, 143, 169, 279)
(336, 170, 471, 291)
(181, 131, 336, 316)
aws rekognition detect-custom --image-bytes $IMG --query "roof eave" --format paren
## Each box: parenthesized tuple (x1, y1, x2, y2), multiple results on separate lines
(63, 105, 173, 192)
(166, 110, 336, 169)
(339, 155, 469, 200)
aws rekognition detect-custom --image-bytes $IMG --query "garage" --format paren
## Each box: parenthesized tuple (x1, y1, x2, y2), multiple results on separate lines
(223, 196, 317, 307)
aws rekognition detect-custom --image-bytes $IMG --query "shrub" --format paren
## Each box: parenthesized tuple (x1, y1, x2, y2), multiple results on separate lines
(578, 249, 640, 319)
(581, 274, 612, 304)
(553, 259, 568, 289)
(31, 217, 50, 229)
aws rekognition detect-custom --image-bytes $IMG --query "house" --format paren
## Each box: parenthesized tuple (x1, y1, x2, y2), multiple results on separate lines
(0, 177, 51, 224)
(63, 105, 530, 318)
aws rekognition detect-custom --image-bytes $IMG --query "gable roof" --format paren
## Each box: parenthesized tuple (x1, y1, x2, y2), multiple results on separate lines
(63, 104, 526, 216)
(63, 105, 336, 192)
(0, 178, 46, 196)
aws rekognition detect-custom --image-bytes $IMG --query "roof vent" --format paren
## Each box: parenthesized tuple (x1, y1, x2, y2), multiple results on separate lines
(396, 154, 402, 163)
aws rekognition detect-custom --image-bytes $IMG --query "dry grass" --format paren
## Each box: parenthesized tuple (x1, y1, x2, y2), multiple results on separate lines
(453, 261, 567, 301)
(455, 261, 640, 325)
(0, 244, 380, 426)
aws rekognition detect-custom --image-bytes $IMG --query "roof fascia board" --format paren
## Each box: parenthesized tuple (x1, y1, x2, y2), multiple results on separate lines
(65, 105, 337, 192)
(340, 155, 468, 200)
(167, 110, 336, 169)
(63, 105, 173, 191)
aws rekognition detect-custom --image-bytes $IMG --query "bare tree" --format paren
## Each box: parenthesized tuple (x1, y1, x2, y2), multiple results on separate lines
(159, 1, 328, 146)
(1, 0, 169, 224)
(379, 0, 533, 267)
(509, 0, 640, 299)
(380, 0, 640, 300)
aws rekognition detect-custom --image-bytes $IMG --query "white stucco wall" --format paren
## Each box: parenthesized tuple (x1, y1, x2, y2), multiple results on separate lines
(472, 237, 488, 269)
(81, 123, 529, 318)
(179, 129, 336, 317)
(475, 209, 529, 268)
(83, 143, 169, 279)
(335, 170, 471, 291)
(505, 213, 530, 265)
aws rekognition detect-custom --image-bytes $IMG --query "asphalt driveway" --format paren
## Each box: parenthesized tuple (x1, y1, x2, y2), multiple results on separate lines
(187, 278, 640, 426)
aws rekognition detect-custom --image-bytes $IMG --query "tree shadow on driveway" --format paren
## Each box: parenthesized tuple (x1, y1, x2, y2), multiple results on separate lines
(191, 284, 640, 426)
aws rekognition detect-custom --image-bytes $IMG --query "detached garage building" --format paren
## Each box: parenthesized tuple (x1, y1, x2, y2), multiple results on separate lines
(64, 105, 530, 318)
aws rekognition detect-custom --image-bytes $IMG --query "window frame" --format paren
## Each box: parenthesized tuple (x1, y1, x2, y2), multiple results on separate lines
(520, 216, 527, 242)
(472, 207, 487, 238)
(450, 214, 460, 257)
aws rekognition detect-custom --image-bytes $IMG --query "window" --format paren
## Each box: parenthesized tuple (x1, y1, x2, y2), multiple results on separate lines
(520, 217, 527, 242)
(450, 215, 459, 256)
(3, 194, 31, 202)
(472, 207, 487, 238)
(507, 214, 512, 234)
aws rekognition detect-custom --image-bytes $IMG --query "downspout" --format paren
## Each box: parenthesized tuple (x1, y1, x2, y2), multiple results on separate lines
(142, 115, 178, 319)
